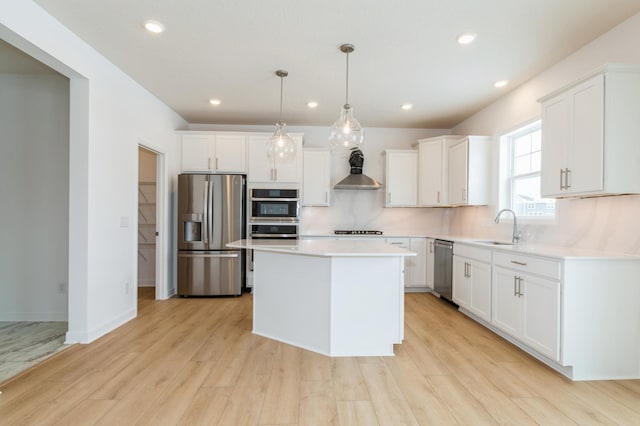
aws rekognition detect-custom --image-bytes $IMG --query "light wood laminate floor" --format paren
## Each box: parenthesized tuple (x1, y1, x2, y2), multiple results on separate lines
(1, 288, 639, 425)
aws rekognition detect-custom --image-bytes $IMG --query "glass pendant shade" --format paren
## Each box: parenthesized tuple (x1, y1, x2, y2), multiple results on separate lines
(267, 121, 296, 162)
(267, 69, 296, 162)
(329, 104, 364, 149)
(329, 43, 364, 150)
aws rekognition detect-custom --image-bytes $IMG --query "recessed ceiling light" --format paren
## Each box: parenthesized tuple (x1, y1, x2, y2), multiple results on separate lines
(144, 20, 165, 34)
(307, 101, 318, 108)
(494, 80, 509, 88)
(209, 98, 221, 106)
(401, 104, 413, 110)
(457, 32, 477, 45)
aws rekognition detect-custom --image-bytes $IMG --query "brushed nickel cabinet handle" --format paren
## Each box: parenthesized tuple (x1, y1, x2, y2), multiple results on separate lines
(510, 260, 527, 266)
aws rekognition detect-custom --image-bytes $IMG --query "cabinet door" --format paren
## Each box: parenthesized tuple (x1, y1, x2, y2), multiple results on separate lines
(541, 74, 605, 197)
(521, 274, 560, 360)
(274, 136, 302, 183)
(541, 95, 569, 197)
(181, 134, 213, 172)
(568, 75, 604, 194)
(419, 140, 445, 206)
(385, 151, 418, 207)
(491, 266, 522, 338)
(448, 140, 468, 205)
(247, 135, 274, 182)
(468, 259, 492, 322)
(214, 134, 246, 173)
(302, 150, 330, 206)
(452, 256, 470, 309)
(426, 238, 435, 290)
(407, 238, 427, 288)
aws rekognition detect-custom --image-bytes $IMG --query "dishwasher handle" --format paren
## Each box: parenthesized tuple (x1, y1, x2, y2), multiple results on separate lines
(434, 239, 454, 249)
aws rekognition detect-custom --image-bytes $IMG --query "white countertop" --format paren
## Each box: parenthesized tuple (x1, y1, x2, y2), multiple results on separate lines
(227, 239, 417, 257)
(299, 232, 639, 260)
(442, 236, 640, 260)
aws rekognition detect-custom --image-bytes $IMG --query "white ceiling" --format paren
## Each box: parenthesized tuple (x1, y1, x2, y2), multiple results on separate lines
(25, 0, 640, 128)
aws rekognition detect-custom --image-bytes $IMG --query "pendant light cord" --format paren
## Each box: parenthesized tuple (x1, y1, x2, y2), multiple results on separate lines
(345, 51, 349, 106)
(279, 74, 284, 123)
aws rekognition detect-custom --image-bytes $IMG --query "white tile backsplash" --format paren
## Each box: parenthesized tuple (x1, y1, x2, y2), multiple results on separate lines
(449, 194, 640, 255)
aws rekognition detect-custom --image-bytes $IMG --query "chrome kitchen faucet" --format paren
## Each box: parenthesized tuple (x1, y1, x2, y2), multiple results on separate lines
(495, 208, 521, 244)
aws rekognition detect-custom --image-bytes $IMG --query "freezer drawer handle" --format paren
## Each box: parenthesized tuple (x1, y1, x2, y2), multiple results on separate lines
(178, 253, 239, 258)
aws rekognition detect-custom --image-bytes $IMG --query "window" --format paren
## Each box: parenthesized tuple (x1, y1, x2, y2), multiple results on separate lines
(500, 121, 555, 218)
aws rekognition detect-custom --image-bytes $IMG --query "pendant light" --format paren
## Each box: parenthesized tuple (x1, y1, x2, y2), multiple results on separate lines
(329, 44, 364, 150)
(267, 70, 296, 162)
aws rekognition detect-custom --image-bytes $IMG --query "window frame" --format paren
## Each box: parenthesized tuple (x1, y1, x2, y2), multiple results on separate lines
(498, 119, 556, 223)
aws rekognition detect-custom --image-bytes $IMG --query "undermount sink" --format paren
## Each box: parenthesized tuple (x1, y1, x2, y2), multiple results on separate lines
(474, 240, 516, 246)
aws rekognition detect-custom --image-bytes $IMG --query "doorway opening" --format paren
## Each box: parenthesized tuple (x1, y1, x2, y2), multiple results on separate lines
(138, 147, 157, 298)
(137, 144, 169, 301)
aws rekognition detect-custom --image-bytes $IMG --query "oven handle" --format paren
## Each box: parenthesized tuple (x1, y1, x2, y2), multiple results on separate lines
(250, 197, 300, 202)
(178, 253, 239, 258)
(250, 217, 299, 223)
(251, 234, 299, 239)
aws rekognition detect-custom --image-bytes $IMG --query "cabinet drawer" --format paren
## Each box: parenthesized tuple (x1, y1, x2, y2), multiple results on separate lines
(386, 237, 410, 249)
(493, 251, 561, 280)
(453, 243, 492, 263)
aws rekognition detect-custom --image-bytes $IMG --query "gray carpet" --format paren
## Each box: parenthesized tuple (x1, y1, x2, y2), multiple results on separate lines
(0, 322, 69, 384)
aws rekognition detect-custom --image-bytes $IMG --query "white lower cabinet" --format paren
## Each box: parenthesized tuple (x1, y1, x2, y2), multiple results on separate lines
(492, 266, 560, 361)
(386, 237, 427, 290)
(426, 238, 435, 290)
(444, 242, 640, 380)
(452, 244, 492, 322)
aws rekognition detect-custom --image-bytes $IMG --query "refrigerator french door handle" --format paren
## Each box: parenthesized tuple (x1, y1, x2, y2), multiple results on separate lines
(202, 180, 209, 244)
(178, 253, 239, 258)
(208, 177, 214, 245)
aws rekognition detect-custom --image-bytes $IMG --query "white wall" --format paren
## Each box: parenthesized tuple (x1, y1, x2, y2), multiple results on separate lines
(449, 12, 640, 254)
(189, 124, 453, 236)
(0, 73, 69, 321)
(0, 1, 187, 342)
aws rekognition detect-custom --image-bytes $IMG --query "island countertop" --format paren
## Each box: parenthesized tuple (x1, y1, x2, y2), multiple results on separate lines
(227, 238, 417, 257)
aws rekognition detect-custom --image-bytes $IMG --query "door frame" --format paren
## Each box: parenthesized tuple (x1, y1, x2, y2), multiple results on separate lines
(138, 141, 168, 300)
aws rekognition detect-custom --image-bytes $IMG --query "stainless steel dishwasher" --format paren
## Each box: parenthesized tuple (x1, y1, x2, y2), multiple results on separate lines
(434, 239, 454, 302)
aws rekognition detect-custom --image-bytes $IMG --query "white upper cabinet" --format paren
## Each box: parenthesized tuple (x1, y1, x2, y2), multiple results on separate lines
(384, 150, 418, 207)
(447, 136, 490, 206)
(302, 149, 331, 206)
(247, 134, 303, 183)
(214, 134, 247, 172)
(180, 133, 246, 173)
(417, 135, 462, 207)
(539, 64, 640, 198)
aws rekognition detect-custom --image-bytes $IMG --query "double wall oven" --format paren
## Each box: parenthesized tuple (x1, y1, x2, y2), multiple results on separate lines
(249, 188, 299, 239)
(246, 188, 300, 288)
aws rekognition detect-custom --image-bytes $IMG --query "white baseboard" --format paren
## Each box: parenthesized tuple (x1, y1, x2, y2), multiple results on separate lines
(65, 307, 136, 344)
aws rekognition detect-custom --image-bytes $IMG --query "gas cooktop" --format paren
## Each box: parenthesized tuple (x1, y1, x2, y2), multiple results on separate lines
(334, 230, 383, 235)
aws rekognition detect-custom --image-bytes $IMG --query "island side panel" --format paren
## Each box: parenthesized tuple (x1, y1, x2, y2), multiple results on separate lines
(329, 256, 404, 356)
(252, 251, 332, 355)
(562, 259, 640, 380)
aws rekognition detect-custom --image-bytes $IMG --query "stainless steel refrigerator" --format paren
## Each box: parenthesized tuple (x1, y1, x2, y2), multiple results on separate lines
(177, 174, 245, 296)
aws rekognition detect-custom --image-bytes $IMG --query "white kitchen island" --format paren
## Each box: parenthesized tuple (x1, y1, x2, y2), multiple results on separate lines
(227, 239, 416, 357)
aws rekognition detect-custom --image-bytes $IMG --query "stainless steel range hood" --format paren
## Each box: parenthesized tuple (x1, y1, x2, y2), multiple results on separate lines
(333, 148, 383, 190)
